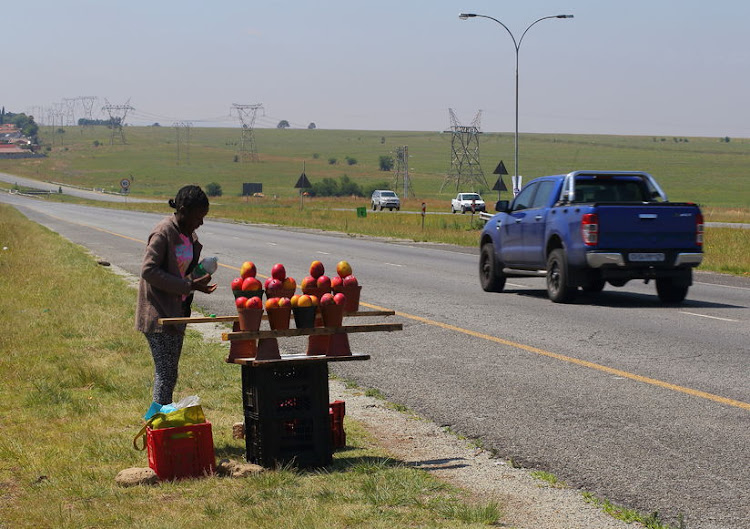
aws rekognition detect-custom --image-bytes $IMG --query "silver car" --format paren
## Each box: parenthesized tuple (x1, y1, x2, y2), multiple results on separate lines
(371, 189, 401, 211)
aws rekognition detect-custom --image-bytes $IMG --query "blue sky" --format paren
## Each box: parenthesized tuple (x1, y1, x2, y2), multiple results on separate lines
(5, 0, 749, 137)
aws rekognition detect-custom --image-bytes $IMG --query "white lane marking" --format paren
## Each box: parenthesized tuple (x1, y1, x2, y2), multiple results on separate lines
(267, 242, 277, 246)
(507, 282, 528, 288)
(316, 251, 331, 255)
(385, 262, 403, 267)
(681, 311, 739, 322)
(694, 281, 750, 291)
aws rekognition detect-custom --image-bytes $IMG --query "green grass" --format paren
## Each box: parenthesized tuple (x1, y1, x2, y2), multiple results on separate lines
(1, 125, 748, 276)
(0, 205, 501, 529)
(582, 492, 680, 529)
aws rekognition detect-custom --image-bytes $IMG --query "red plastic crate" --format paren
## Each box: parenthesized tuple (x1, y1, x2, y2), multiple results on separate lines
(147, 422, 215, 480)
(329, 401, 346, 449)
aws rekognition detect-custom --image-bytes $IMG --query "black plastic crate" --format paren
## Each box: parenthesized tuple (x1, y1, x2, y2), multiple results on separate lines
(241, 363, 328, 418)
(241, 362, 332, 467)
(245, 412, 331, 468)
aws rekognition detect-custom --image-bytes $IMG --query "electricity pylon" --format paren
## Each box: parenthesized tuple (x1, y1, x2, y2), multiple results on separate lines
(441, 109, 489, 192)
(231, 103, 263, 162)
(102, 99, 134, 145)
(173, 121, 192, 165)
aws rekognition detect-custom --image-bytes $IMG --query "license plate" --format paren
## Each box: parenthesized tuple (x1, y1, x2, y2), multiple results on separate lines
(629, 252, 665, 262)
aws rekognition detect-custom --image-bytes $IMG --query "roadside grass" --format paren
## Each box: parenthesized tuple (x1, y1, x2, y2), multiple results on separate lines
(0, 205, 501, 528)
(530, 470, 565, 488)
(581, 493, 679, 529)
(702, 227, 750, 276)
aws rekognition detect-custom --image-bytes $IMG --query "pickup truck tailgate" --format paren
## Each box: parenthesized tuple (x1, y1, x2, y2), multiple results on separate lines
(595, 205, 700, 249)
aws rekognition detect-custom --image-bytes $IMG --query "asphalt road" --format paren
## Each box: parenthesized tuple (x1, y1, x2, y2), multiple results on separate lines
(0, 171, 159, 203)
(2, 193, 748, 529)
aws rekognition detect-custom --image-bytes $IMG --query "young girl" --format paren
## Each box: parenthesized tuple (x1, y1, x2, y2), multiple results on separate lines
(135, 185, 217, 420)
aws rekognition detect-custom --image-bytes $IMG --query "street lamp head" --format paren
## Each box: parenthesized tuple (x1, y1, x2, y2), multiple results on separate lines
(556, 14, 574, 18)
(458, 13, 476, 20)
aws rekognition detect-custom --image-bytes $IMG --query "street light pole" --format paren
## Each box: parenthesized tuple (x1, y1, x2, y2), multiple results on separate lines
(459, 13, 573, 194)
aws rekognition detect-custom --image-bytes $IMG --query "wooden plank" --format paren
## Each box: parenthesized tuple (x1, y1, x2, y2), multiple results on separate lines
(158, 315, 238, 324)
(158, 309, 395, 326)
(231, 352, 371, 366)
(222, 322, 402, 341)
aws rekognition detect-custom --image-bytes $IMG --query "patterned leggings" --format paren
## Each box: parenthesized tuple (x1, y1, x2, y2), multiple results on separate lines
(144, 332, 185, 405)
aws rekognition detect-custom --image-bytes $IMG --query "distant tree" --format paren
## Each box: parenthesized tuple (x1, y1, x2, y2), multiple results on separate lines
(309, 175, 364, 197)
(380, 136, 386, 144)
(345, 156, 357, 165)
(338, 175, 363, 196)
(205, 182, 223, 197)
(307, 122, 316, 130)
(722, 136, 731, 143)
(277, 120, 290, 129)
(328, 157, 337, 165)
(152, 123, 161, 127)
(378, 155, 394, 171)
(312, 152, 320, 159)
(0, 107, 4, 124)
(311, 177, 339, 196)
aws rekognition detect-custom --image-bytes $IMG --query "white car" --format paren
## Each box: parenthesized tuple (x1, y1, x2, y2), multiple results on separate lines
(451, 192, 486, 214)
(371, 190, 401, 211)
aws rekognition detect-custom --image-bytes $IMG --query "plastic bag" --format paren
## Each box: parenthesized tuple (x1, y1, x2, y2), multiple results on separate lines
(133, 396, 206, 450)
(168, 395, 201, 410)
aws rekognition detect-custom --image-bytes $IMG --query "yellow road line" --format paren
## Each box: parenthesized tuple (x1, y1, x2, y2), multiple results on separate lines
(359, 301, 750, 412)
(42, 214, 750, 412)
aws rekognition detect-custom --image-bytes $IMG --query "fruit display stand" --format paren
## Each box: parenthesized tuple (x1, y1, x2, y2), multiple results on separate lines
(158, 309, 401, 468)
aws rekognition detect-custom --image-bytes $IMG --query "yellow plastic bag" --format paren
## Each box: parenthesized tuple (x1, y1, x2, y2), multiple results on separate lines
(133, 405, 206, 450)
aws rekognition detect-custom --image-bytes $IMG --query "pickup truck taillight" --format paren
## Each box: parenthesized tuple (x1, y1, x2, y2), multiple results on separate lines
(696, 212, 704, 246)
(581, 213, 598, 246)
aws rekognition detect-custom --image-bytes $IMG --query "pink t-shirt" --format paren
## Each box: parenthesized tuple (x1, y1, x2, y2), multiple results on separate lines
(175, 234, 193, 300)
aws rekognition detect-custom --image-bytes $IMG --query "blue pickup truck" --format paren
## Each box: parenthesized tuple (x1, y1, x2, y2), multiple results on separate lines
(479, 171, 704, 303)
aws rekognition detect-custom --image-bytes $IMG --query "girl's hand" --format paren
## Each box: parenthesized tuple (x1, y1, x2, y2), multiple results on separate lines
(191, 274, 218, 294)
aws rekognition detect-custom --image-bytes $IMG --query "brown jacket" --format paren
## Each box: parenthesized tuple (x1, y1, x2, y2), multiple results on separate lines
(135, 215, 203, 334)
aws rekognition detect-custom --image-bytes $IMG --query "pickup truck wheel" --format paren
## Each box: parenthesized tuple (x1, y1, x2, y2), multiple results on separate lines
(547, 249, 577, 303)
(452, 207, 456, 214)
(656, 278, 688, 303)
(479, 244, 506, 292)
(372, 203, 376, 211)
(461, 207, 467, 214)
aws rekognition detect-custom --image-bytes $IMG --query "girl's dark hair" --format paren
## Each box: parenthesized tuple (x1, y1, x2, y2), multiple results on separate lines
(168, 185, 209, 211)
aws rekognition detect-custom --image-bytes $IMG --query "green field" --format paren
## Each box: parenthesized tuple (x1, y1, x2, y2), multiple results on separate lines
(1, 125, 748, 276)
(3, 125, 749, 210)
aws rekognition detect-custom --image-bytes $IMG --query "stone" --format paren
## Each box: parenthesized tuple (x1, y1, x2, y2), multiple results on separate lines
(115, 467, 159, 487)
(216, 459, 263, 478)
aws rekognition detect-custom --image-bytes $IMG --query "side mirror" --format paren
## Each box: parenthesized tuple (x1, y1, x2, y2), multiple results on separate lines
(495, 200, 509, 212)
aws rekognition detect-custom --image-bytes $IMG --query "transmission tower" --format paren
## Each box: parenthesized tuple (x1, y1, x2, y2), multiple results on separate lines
(441, 109, 489, 192)
(231, 103, 263, 162)
(392, 146, 415, 198)
(102, 99, 134, 144)
(173, 121, 192, 165)
(62, 98, 77, 126)
(78, 96, 98, 130)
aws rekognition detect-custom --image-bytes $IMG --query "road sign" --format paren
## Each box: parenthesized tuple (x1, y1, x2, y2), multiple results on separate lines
(120, 178, 130, 189)
(294, 172, 311, 189)
(493, 160, 509, 175)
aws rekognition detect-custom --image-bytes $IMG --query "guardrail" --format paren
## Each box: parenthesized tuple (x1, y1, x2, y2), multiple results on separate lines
(478, 212, 493, 223)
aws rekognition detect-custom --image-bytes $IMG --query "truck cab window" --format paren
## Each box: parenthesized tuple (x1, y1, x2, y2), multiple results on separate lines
(511, 183, 538, 211)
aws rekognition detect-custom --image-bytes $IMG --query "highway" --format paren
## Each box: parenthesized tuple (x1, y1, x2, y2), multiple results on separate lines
(2, 193, 748, 529)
